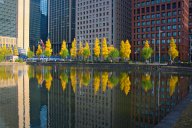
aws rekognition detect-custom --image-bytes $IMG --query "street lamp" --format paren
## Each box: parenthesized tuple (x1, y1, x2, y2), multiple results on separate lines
(152, 39, 156, 63)
(190, 37, 192, 63)
(158, 29, 163, 64)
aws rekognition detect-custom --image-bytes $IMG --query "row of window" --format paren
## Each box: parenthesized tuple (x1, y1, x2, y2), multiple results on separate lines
(135, 25, 180, 33)
(135, 19, 180, 27)
(134, 2, 180, 14)
(135, 32, 180, 39)
(134, 0, 174, 8)
(134, 39, 180, 46)
(135, 11, 180, 20)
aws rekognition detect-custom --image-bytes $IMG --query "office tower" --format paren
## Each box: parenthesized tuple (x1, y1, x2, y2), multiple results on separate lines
(0, 0, 17, 47)
(40, 0, 48, 43)
(76, 0, 132, 49)
(17, 0, 30, 52)
(132, 1, 189, 62)
(30, 0, 41, 50)
(49, 0, 76, 54)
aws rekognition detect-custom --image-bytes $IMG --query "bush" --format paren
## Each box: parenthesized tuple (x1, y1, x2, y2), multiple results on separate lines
(15, 58, 24, 63)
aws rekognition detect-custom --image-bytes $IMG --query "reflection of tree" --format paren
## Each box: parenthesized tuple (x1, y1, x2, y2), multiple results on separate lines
(60, 72, 68, 91)
(120, 73, 131, 95)
(78, 71, 83, 88)
(169, 76, 178, 96)
(101, 72, 108, 92)
(36, 72, 43, 85)
(141, 74, 153, 92)
(70, 67, 77, 93)
(93, 72, 100, 95)
(82, 70, 91, 86)
(27, 66, 35, 79)
(0, 66, 14, 80)
(107, 74, 119, 89)
(45, 71, 52, 91)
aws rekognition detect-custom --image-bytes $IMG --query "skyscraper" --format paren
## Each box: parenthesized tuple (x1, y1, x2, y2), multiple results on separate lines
(189, 0, 192, 62)
(132, 0, 189, 62)
(49, 0, 76, 54)
(17, 0, 30, 52)
(76, 0, 132, 49)
(40, 0, 48, 43)
(30, 0, 41, 50)
(0, 0, 17, 47)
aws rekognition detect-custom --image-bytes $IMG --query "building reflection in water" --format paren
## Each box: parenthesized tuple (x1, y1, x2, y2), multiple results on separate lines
(0, 65, 191, 128)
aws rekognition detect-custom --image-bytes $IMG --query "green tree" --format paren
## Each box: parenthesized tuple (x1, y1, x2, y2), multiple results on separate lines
(44, 39, 52, 58)
(13, 45, 19, 56)
(27, 48, 34, 58)
(83, 42, 90, 60)
(36, 44, 42, 58)
(70, 38, 77, 59)
(59, 40, 69, 59)
(120, 40, 125, 60)
(94, 38, 100, 60)
(168, 37, 179, 63)
(141, 40, 153, 62)
(78, 41, 84, 60)
(108, 48, 119, 62)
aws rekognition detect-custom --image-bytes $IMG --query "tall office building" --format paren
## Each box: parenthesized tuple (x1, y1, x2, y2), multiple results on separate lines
(132, 0, 189, 62)
(0, 0, 17, 47)
(0, 0, 29, 52)
(17, 0, 30, 52)
(30, 0, 41, 50)
(49, 0, 76, 54)
(76, 0, 132, 49)
(40, 0, 48, 43)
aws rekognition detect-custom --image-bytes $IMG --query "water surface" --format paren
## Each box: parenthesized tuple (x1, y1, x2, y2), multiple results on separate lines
(0, 65, 191, 128)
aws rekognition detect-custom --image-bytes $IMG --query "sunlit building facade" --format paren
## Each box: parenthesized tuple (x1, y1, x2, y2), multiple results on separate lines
(76, 0, 132, 49)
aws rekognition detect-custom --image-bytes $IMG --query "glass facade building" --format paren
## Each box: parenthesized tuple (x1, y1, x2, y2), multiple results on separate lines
(49, 0, 76, 54)
(0, 0, 16, 37)
(30, 0, 41, 50)
(40, 0, 48, 43)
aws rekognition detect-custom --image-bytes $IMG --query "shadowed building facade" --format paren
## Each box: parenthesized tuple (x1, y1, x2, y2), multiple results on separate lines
(132, 0, 189, 62)
(48, 0, 76, 54)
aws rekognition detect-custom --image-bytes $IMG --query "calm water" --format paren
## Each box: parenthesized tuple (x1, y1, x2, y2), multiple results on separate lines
(0, 65, 191, 128)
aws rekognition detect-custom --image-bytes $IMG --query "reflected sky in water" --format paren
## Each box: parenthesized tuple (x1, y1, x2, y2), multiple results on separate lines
(0, 65, 191, 128)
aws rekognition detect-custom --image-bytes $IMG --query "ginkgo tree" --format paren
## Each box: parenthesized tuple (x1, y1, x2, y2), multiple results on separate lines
(70, 38, 77, 59)
(36, 44, 42, 59)
(120, 40, 125, 60)
(94, 38, 100, 60)
(78, 41, 84, 61)
(101, 38, 108, 60)
(59, 40, 69, 59)
(168, 37, 179, 63)
(83, 41, 91, 61)
(44, 39, 52, 58)
(124, 40, 131, 61)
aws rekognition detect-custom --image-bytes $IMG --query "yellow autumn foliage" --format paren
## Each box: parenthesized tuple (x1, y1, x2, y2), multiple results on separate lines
(169, 76, 178, 96)
(101, 72, 108, 92)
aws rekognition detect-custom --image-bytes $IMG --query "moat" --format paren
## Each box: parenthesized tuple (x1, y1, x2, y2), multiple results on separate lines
(0, 64, 191, 128)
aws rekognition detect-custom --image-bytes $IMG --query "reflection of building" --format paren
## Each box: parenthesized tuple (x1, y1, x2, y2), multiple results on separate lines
(75, 69, 112, 128)
(0, 65, 30, 128)
(130, 71, 190, 127)
(49, 0, 76, 54)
